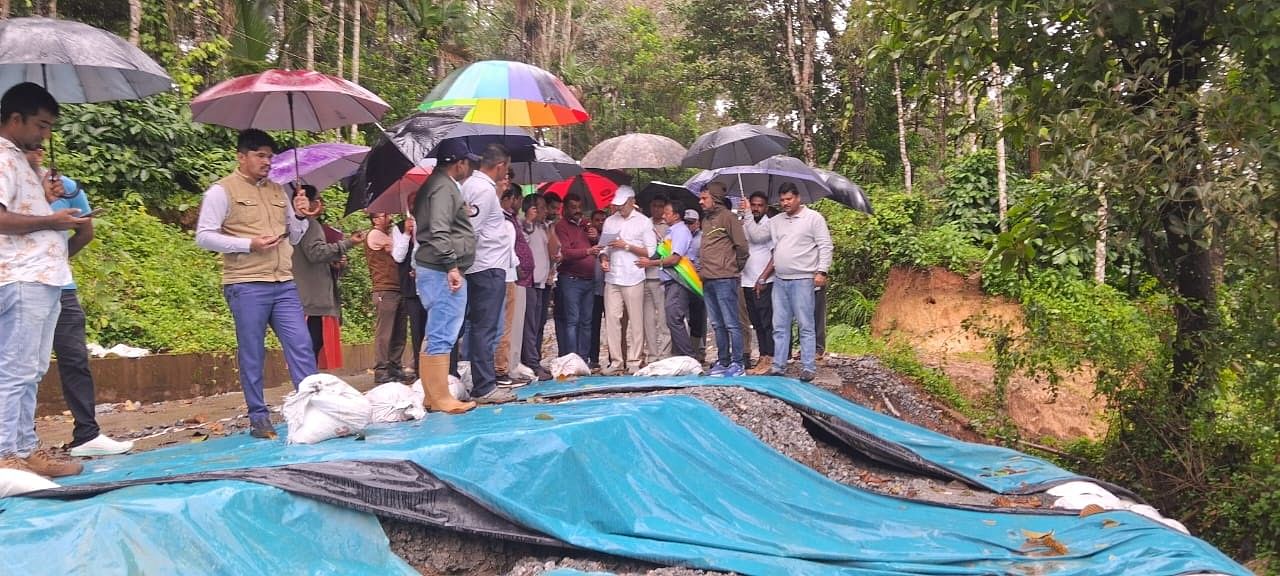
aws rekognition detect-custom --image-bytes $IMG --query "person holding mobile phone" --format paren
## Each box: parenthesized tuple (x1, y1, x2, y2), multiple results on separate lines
(24, 144, 135, 458)
(0, 83, 90, 478)
(194, 129, 323, 440)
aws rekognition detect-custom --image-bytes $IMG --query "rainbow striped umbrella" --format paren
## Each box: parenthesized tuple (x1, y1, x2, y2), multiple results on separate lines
(655, 237, 703, 298)
(419, 60, 589, 127)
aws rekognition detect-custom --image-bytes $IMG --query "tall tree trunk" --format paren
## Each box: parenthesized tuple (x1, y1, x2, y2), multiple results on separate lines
(276, 0, 288, 67)
(336, 0, 345, 78)
(128, 0, 143, 46)
(936, 72, 948, 184)
(47, 0, 56, 17)
(893, 61, 913, 194)
(0, 0, 9, 19)
(219, 0, 235, 40)
(561, 0, 573, 69)
(350, 0, 361, 139)
(991, 12, 1008, 231)
(850, 57, 867, 146)
(782, 0, 817, 164)
(964, 88, 979, 153)
(1094, 184, 1108, 283)
(305, 3, 315, 70)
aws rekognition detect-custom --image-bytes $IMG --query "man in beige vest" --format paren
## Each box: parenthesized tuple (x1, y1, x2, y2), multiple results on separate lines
(196, 130, 322, 439)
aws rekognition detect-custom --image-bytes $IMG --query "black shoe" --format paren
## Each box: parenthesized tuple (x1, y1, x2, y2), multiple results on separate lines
(799, 370, 816, 383)
(495, 373, 514, 387)
(249, 417, 277, 440)
(532, 366, 553, 381)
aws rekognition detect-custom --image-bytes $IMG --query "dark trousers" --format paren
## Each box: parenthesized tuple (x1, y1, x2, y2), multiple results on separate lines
(521, 286, 549, 369)
(664, 282, 694, 357)
(372, 290, 408, 377)
(589, 294, 604, 365)
(552, 283, 568, 356)
(465, 269, 506, 397)
(306, 315, 324, 359)
(52, 290, 99, 447)
(743, 284, 775, 357)
(689, 291, 707, 363)
(815, 286, 827, 355)
(557, 276, 595, 361)
(404, 295, 425, 374)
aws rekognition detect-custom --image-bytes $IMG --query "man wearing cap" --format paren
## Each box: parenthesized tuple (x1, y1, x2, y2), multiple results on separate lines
(412, 138, 480, 414)
(758, 182, 833, 382)
(697, 182, 749, 377)
(638, 199, 695, 358)
(196, 129, 322, 440)
(460, 143, 517, 404)
(598, 186, 655, 375)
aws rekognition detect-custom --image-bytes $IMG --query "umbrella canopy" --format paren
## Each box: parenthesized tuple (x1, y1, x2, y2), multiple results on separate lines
(681, 123, 792, 169)
(191, 69, 390, 131)
(539, 169, 632, 214)
(0, 17, 172, 103)
(638, 181, 698, 216)
(581, 133, 687, 170)
(269, 143, 370, 190)
(363, 165, 434, 215)
(345, 107, 537, 214)
(684, 155, 831, 204)
(812, 168, 874, 214)
(419, 60, 589, 127)
(511, 145, 582, 185)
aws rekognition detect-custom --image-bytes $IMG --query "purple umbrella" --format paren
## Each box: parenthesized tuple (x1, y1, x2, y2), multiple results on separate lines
(270, 142, 370, 190)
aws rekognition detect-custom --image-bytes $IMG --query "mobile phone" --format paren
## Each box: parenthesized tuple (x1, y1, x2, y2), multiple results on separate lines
(80, 208, 105, 218)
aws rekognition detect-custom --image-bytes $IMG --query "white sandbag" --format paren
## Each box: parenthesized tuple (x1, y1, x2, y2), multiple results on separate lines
(635, 356, 705, 377)
(283, 374, 372, 445)
(1047, 480, 1191, 535)
(0, 468, 59, 498)
(549, 353, 591, 378)
(448, 375, 471, 401)
(364, 382, 426, 423)
(511, 363, 536, 383)
(407, 380, 427, 420)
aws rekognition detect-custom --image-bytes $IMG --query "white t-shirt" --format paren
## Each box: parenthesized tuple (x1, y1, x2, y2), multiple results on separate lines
(741, 214, 774, 287)
(601, 209, 656, 287)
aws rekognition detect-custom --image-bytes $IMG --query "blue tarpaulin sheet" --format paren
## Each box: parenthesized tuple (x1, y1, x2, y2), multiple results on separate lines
(2, 378, 1250, 575)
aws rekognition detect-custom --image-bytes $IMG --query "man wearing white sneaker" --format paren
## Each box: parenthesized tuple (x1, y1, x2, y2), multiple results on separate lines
(25, 145, 133, 457)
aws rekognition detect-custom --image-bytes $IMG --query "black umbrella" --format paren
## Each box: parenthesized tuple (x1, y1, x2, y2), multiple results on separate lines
(511, 144, 582, 185)
(0, 17, 171, 102)
(344, 107, 537, 214)
(638, 181, 698, 216)
(813, 168, 873, 214)
(681, 123, 791, 169)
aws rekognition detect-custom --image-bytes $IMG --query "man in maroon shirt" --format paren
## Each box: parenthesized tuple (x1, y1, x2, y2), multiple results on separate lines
(553, 193, 601, 360)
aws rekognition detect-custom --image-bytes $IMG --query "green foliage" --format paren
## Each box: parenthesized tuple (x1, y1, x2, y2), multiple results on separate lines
(73, 199, 237, 353)
(53, 94, 236, 212)
(939, 150, 1001, 241)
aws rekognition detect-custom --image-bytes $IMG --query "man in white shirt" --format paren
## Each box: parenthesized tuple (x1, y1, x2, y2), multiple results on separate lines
(598, 186, 656, 375)
(0, 83, 89, 477)
(742, 192, 776, 374)
(460, 143, 516, 404)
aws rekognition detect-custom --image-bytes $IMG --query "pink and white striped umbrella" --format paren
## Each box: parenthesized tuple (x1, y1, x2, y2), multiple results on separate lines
(190, 69, 389, 131)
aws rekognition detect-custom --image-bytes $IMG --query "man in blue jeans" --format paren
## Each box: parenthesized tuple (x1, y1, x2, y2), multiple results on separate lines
(758, 183, 833, 382)
(0, 82, 87, 477)
(553, 193, 602, 362)
(696, 182, 749, 377)
(196, 129, 323, 439)
(460, 143, 516, 404)
(413, 139, 480, 414)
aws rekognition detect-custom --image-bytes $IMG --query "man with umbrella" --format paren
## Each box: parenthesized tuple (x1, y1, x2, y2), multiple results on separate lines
(195, 129, 323, 439)
(0, 83, 89, 477)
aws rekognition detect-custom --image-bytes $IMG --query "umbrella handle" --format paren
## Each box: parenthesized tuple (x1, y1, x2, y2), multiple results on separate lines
(41, 64, 56, 168)
(288, 92, 301, 191)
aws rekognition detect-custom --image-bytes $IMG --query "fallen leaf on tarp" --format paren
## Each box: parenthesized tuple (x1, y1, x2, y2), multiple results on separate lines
(190, 431, 208, 443)
(1080, 504, 1105, 517)
(993, 495, 1043, 509)
(858, 471, 889, 484)
(982, 519, 997, 526)
(1102, 519, 1120, 528)
(1021, 529, 1069, 556)
(555, 374, 570, 381)
(534, 413, 554, 421)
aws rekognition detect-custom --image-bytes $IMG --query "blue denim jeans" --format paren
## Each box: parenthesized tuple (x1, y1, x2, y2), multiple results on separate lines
(772, 277, 817, 373)
(414, 266, 468, 356)
(558, 276, 595, 360)
(703, 278, 746, 366)
(0, 282, 61, 457)
(464, 268, 505, 398)
(224, 281, 317, 421)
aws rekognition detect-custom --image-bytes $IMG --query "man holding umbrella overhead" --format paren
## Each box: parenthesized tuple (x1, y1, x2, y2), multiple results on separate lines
(196, 129, 323, 440)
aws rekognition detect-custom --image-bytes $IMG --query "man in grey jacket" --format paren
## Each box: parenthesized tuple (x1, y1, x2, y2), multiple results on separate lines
(758, 182, 833, 382)
(413, 139, 480, 414)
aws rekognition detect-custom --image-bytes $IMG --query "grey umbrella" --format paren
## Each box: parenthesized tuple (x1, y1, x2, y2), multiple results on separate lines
(813, 168, 873, 214)
(582, 132, 688, 169)
(683, 155, 831, 204)
(681, 123, 792, 169)
(512, 144, 583, 185)
(0, 17, 172, 103)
